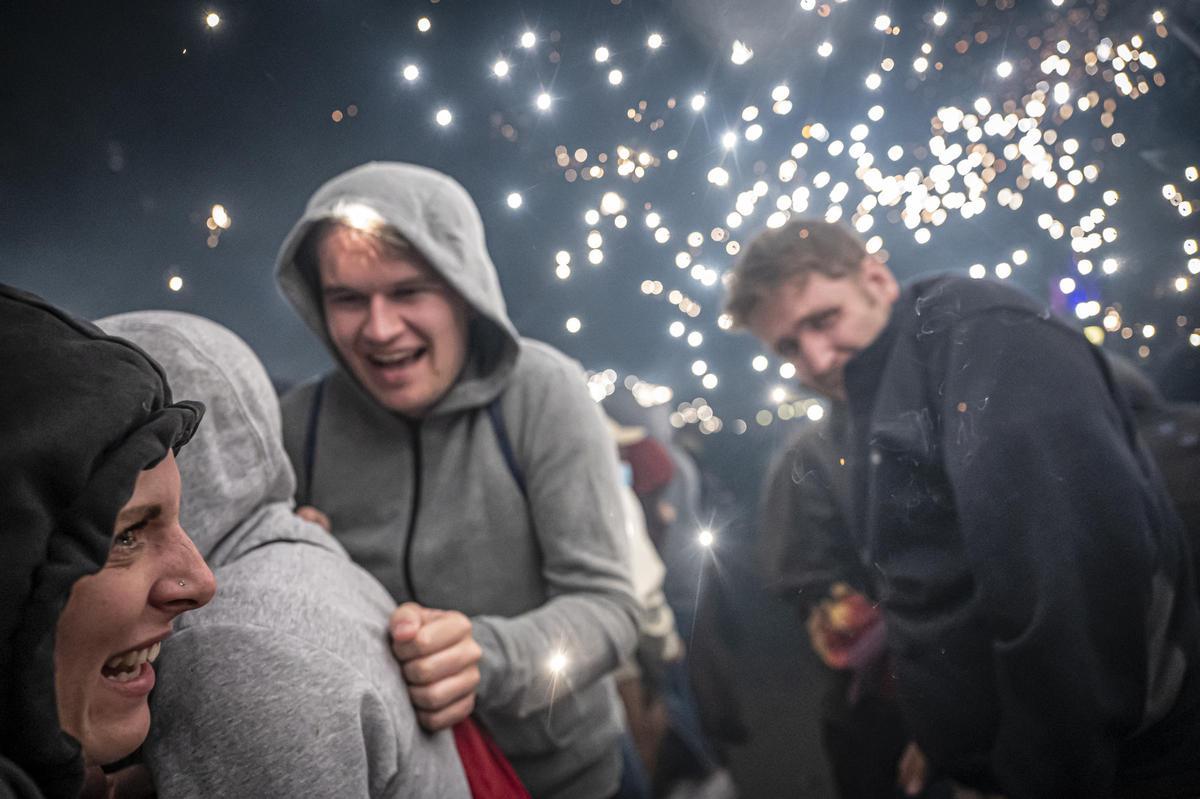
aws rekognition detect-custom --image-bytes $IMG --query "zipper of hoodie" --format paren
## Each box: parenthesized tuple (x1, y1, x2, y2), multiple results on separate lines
(402, 418, 422, 604)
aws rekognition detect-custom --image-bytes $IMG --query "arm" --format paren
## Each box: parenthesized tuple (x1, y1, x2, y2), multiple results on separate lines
(938, 313, 1172, 797)
(144, 625, 402, 799)
(470, 359, 639, 718)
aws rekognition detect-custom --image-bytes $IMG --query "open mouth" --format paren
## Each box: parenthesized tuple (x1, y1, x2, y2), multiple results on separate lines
(366, 348, 426, 370)
(101, 641, 161, 683)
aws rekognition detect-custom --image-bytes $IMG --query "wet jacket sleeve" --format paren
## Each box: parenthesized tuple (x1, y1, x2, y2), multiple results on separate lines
(470, 362, 639, 718)
(144, 625, 409, 799)
(935, 312, 1167, 797)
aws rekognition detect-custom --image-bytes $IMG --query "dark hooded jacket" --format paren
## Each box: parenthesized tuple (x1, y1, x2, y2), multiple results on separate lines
(275, 163, 638, 799)
(842, 274, 1200, 798)
(0, 285, 202, 799)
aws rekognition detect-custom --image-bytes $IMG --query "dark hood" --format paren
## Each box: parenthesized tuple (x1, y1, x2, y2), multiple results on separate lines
(0, 285, 203, 799)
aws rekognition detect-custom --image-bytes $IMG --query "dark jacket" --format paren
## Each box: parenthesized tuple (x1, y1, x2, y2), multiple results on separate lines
(0, 285, 201, 799)
(842, 274, 1200, 798)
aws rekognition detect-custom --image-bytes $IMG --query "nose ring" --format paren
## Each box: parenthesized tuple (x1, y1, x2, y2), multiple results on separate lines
(178, 579, 186, 587)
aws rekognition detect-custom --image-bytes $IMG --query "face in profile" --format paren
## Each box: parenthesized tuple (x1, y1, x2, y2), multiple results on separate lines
(54, 451, 215, 766)
(747, 258, 899, 401)
(318, 225, 472, 417)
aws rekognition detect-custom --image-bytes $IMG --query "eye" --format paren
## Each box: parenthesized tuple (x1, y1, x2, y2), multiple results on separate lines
(113, 521, 148, 552)
(776, 338, 799, 359)
(326, 292, 365, 307)
(808, 310, 839, 331)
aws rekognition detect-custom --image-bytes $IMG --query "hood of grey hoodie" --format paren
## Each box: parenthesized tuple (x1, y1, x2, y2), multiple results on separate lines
(275, 161, 522, 416)
(97, 311, 325, 566)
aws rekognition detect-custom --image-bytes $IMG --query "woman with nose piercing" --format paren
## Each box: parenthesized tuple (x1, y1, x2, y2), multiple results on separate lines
(0, 284, 216, 799)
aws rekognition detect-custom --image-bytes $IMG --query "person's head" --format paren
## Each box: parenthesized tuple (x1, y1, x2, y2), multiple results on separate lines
(0, 285, 214, 793)
(54, 449, 215, 766)
(297, 218, 471, 417)
(725, 219, 899, 400)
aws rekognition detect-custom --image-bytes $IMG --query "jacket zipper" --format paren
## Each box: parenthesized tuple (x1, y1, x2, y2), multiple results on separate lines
(402, 419, 422, 603)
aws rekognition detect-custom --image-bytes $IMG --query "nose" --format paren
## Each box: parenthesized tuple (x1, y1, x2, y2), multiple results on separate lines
(798, 335, 837, 381)
(150, 525, 217, 614)
(360, 294, 406, 345)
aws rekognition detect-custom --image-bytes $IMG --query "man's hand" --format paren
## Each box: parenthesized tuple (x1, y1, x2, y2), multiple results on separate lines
(806, 583, 881, 670)
(390, 602, 482, 731)
(295, 504, 332, 532)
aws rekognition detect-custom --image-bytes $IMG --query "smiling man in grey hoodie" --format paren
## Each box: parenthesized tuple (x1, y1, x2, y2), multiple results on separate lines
(98, 311, 472, 799)
(274, 162, 639, 799)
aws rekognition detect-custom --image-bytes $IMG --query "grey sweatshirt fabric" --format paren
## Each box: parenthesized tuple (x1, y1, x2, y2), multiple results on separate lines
(97, 311, 470, 799)
(275, 162, 639, 799)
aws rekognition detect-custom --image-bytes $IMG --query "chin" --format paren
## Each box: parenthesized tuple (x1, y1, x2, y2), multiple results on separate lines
(84, 705, 151, 766)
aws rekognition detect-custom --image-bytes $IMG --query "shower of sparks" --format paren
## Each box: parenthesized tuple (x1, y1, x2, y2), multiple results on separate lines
(176, 2, 1197, 432)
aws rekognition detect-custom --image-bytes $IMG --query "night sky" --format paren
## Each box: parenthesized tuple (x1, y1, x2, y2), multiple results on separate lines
(4, 0, 1199, 495)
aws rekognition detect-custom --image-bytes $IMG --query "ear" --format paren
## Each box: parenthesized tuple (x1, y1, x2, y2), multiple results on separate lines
(860, 256, 900, 303)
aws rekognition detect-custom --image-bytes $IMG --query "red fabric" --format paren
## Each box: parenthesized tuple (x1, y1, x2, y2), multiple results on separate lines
(619, 437, 675, 496)
(452, 717, 531, 799)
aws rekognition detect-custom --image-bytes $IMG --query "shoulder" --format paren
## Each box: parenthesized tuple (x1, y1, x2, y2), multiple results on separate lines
(512, 338, 587, 383)
(279, 374, 327, 425)
(904, 274, 1048, 325)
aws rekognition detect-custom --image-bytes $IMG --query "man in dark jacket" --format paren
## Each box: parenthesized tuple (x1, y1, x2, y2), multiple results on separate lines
(725, 219, 1200, 798)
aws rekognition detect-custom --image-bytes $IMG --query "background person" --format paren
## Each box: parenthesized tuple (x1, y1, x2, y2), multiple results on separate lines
(275, 162, 639, 799)
(725, 220, 1200, 798)
(0, 285, 214, 799)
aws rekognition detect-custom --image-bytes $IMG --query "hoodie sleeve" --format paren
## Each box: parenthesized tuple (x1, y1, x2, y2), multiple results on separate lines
(144, 624, 422, 799)
(926, 311, 1179, 797)
(470, 354, 639, 717)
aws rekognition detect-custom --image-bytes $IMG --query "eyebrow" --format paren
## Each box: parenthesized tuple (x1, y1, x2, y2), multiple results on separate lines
(321, 278, 438, 296)
(115, 503, 163, 528)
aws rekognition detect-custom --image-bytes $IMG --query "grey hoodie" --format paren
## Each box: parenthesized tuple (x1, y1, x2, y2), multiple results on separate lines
(275, 162, 639, 799)
(97, 311, 471, 799)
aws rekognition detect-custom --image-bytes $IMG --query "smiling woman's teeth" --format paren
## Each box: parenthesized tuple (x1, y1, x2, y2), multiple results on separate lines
(369, 349, 421, 367)
(102, 641, 161, 681)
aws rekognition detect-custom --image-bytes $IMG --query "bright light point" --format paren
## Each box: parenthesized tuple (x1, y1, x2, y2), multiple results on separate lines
(1012, 249, 1028, 266)
(874, 14, 891, 31)
(698, 529, 715, 548)
(1152, 10, 1166, 24)
(731, 40, 754, 65)
(1059, 277, 1076, 294)
(996, 61, 1013, 78)
(520, 31, 536, 48)
(435, 108, 452, 126)
(933, 10, 948, 26)
(868, 105, 884, 121)
(669, 321, 685, 337)
(594, 46, 610, 62)
(770, 387, 787, 404)
(600, 192, 624, 215)
(402, 64, 420, 82)
(850, 123, 869, 140)
(691, 360, 707, 376)
(888, 145, 904, 161)
(168, 276, 184, 292)
(817, 41, 833, 58)
(416, 16, 431, 32)
(772, 85, 790, 102)
(1143, 324, 1157, 338)
(687, 331, 703, 347)
(205, 12, 220, 28)
(506, 192, 523, 209)
(707, 167, 729, 186)
(1102, 258, 1119, 274)
(1175, 277, 1188, 292)
(608, 69, 623, 85)
(969, 264, 987, 279)
(547, 651, 568, 674)
(702, 374, 718, 390)
(995, 262, 1013, 279)
(211, 204, 230, 229)
(721, 131, 737, 149)
(647, 33, 664, 49)
(806, 404, 825, 421)
(535, 92, 552, 111)
(752, 355, 769, 372)
(779, 363, 796, 379)
(745, 124, 763, 142)
(865, 73, 882, 90)
(493, 60, 510, 77)
(565, 317, 582, 333)
(690, 94, 707, 111)
(1186, 166, 1198, 182)
(555, 265, 571, 280)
